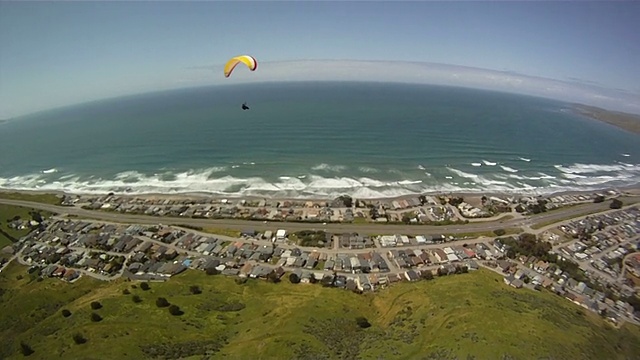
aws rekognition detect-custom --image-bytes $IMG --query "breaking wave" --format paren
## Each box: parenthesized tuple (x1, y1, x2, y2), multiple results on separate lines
(1, 161, 639, 199)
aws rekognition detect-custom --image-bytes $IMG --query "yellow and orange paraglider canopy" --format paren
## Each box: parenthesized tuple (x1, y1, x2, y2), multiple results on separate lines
(223, 55, 258, 78)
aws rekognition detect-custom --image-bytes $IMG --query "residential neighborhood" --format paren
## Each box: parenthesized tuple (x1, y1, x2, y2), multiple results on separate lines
(3, 197, 639, 327)
(59, 190, 617, 224)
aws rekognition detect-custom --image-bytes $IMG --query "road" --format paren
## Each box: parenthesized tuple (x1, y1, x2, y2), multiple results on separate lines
(1, 196, 638, 236)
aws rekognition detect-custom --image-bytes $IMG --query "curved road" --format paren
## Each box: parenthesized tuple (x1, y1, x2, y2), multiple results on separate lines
(1, 196, 638, 236)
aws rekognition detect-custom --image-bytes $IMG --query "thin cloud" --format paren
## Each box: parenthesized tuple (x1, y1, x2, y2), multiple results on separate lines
(190, 59, 639, 114)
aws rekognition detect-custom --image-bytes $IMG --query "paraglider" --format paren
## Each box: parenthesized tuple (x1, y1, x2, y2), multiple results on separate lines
(224, 55, 258, 111)
(224, 55, 258, 78)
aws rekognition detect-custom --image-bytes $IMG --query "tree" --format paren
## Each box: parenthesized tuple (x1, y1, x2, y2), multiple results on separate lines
(90, 301, 102, 310)
(61, 309, 72, 318)
(19, 341, 34, 356)
(493, 229, 506, 236)
(122, 289, 130, 295)
(156, 297, 171, 308)
(309, 273, 317, 284)
(72, 333, 87, 345)
(189, 285, 202, 294)
(266, 271, 281, 283)
(421, 271, 434, 280)
(132, 295, 142, 303)
(289, 273, 300, 284)
(593, 195, 605, 203)
(339, 195, 353, 208)
(205, 267, 220, 276)
(90, 312, 102, 322)
(610, 198, 623, 209)
(168, 304, 183, 316)
(355, 316, 371, 328)
(140, 282, 150, 291)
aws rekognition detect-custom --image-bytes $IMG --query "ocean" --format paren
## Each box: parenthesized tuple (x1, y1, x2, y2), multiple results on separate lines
(1, 81, 639, 199)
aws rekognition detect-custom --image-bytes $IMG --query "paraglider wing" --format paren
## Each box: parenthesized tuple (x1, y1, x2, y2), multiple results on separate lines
(224, 55, 258, 78)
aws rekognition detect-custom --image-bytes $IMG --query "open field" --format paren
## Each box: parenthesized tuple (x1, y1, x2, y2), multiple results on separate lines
(0, 191, 62, 205)
(443, 227, 522, 239)
(1, 262, 639, 360)
(0, 204, 53, 249)
(201, 227, 242, 238)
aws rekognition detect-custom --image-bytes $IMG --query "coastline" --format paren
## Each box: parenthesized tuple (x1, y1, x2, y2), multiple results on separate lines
(2, 185, 638, 204)
(573, 104, 640, 135)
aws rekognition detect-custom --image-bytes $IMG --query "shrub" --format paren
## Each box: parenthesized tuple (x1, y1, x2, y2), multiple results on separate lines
(140, 282, 150, 291)
(168, 304, 183, 316)
(61, 309, 72, 318)
(610, 198, 623, 209)
(206, 267, 219, 276)
(90, 312, 102, 322)
(289, 273, 301, 284)
(493, 229, 506, 236)
(90, 301, 102, 310)
(122, 289, 130, 295)
(156, 297, 170, 308)
(19, 341, 34, 356)
(189, 285, 202, 295)
(355, 316, 371, 328)
(72, 333, 87, 345)
(132, 295, 142, 303)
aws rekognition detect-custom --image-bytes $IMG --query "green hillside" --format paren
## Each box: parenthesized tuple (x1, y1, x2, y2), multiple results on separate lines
(1, 263, 639, 360)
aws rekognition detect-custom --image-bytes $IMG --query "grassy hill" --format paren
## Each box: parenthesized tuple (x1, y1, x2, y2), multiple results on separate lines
(0, 204, 52, 250)
(1, 262, 639, 360)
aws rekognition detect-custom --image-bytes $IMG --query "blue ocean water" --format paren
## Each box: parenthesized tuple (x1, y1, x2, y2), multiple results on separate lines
(1, 82, 639, 198)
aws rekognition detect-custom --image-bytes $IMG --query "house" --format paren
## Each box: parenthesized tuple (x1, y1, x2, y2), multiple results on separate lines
(276, 229, 287, 240)
(404, 270, 420, 282)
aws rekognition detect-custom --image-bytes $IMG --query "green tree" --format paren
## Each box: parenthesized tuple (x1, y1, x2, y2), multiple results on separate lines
(61, 309, 72, 318)
(289, 273, 301, 284)
(156, 297, 170, 308)
(610, 198, 623, 209)
(19, 341, 34, 356)
(421, 271, 434, 280)
(140, 282, 150, 291)
(189, 285, 202, 294)
(168, 304, 183, 316)
(493, 229, 506, 236)
(90, 312, 102, 322)
(72, 333, 87, 345)
(266, 271, 281, 283)
(132, 295, 142, 303)
(355, 316, 371, 328)
(90, 301, 102, 310)
(206, 267, 220, 275)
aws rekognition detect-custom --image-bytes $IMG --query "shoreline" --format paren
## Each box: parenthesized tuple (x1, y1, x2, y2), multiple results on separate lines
(2, 185, 639, 204)
(572, 104, 640, 135)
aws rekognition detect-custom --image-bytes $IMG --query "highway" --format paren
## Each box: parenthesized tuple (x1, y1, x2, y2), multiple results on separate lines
(1, 196, 638, 235)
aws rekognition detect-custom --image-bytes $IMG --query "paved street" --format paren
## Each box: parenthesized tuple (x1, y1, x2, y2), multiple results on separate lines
(1, 196, 638, 236)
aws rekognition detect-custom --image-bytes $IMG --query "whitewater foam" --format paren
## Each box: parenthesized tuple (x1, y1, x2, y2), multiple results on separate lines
(482, 160, 497, 166)
(471, 163, 482, 167)
(358, 166, 379, 173)
(311, 163, 347, 172)
(519, 157, 531, 162)
(42, 168, 58, 174)
(2, 160, 640, 199)
(500, 165, 519, 173)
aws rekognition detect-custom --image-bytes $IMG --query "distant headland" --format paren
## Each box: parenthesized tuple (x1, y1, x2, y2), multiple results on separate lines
(573, 104, 640, 135)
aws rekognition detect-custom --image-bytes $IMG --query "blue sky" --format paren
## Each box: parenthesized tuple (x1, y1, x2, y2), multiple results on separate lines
(1, 1, 639, 118)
